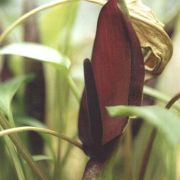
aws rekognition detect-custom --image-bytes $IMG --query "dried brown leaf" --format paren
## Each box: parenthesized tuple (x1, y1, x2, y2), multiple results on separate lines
(127, 0, 173, 74)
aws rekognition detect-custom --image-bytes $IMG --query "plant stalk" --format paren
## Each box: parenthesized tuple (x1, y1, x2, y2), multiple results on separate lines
(0, 115, 47, 180)
(0, 126, 83, 150)
(138, 92, 180, 180)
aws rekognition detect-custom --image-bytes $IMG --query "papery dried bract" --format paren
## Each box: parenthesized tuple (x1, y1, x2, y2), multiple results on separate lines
(127, 0, 173, 74)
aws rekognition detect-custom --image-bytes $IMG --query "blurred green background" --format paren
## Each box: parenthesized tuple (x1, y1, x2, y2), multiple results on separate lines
(0, 0, 180, 179)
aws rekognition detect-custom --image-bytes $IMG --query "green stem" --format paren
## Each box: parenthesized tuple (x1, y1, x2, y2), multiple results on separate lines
(6, 111, 25, 180)
(138, 128, 156, 180)
(0, 0, 105, 44)
(165, 93, 180, 109)
(52, 139, 61, 180)
(0, 125, 83, 150)
(3, 136, 26, 180)
(0, 114, 47, 180)
(138, 92, 180, 180)
(124, 122, 133, 179)
(61, 133, 77, 167)
(67, 76, 81, 102)
(143, 86, 180, 111)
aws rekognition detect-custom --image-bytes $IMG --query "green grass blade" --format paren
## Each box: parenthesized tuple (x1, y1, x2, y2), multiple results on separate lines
(0, 43, 70, 68)
(0, 75, 33, 118)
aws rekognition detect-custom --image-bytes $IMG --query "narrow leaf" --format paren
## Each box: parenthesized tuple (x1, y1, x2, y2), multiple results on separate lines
(108, 105, 180, 145)
(0, 75, 33, 115)
(0, 43, 70, 68)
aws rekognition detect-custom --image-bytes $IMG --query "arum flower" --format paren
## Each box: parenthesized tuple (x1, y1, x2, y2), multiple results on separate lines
(78, 0, 144, 161)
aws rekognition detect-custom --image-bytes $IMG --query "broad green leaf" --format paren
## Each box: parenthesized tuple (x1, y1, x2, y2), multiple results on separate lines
(108, 105, 180, 145)
(0, 43, 70, 68)
(0, 75, 32, 116)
